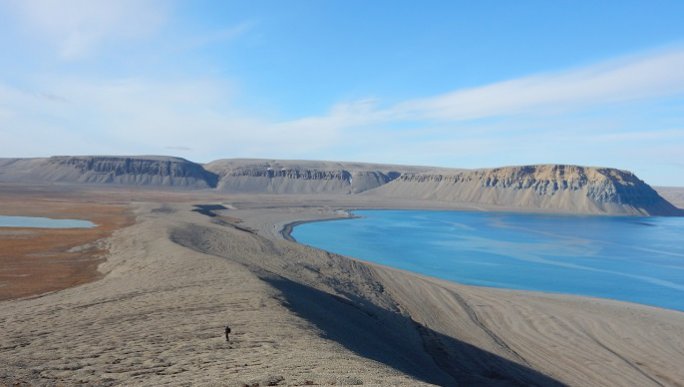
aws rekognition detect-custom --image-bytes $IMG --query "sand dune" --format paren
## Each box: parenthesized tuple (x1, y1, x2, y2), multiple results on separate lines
(2, 194, 683, 386)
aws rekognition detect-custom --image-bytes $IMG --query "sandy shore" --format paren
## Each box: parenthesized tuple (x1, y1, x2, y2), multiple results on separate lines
(1, 190, 684, 386)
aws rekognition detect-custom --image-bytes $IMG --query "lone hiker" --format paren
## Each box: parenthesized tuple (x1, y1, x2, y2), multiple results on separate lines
(225, 325, 231, 342)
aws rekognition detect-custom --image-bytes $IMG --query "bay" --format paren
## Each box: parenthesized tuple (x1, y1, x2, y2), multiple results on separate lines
(292, 210, 684, 312)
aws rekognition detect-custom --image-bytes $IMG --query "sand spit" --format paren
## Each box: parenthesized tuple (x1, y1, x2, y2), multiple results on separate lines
(1, 196, 684, 386)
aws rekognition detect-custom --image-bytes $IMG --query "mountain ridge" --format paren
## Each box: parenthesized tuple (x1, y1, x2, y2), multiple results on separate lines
(0, 156, 679, 216)
(0, 156, 217, 188)
(366, 164, 679, 216)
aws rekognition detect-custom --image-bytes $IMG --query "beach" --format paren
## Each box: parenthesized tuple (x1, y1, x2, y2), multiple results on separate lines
(1, 188, 684, 386)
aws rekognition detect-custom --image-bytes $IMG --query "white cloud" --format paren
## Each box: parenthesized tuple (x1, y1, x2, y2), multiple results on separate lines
(1, 45, 683, 184)
(5, 0, 168, 59)
(0, 76, 344, 160)
(243, 47, 684, 141)
(174, 21, 255, 52)
(387, 48, 684, 121)
(581, 128, 684, 143)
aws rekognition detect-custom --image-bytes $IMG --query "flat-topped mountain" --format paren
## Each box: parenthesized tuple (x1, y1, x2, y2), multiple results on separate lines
(0, 156, 217, 188)
(367, 164, 680, 216)
(204, 159, 423, 194)
(0, 156, 679, 216)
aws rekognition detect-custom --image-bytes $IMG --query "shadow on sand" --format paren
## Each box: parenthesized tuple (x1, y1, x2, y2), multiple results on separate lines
(169, 215, 565, 385)
(261, 275, 566, 387)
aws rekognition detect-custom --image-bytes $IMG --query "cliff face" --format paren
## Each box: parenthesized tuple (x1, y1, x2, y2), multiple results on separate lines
(367, 165, 680, 216)
(0, 157, 678, 215)
(0, 156, 217, 188)
(205, 159, 406, 194)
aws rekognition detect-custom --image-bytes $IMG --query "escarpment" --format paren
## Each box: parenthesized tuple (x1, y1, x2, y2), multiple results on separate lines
(0, 157, 679, 215)
(205, 159, 405, 194)
(367, 165, 679, 216)
(0, 156, 217, 188)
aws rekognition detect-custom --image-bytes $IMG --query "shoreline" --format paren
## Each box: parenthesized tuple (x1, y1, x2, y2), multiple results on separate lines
(280, 220, 309, 242)
(225, 202, 684, 385)
(280, 209, 358, 242)
(3, 195, 684, 385)
(279, 206, 684, 315)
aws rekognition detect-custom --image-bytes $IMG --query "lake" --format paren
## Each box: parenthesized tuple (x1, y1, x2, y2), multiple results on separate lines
(292, 210, 684, 312)
(0, 215, 95, 229)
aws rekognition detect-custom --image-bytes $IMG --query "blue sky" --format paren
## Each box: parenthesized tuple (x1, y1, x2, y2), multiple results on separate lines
(1, 1, 683, 185)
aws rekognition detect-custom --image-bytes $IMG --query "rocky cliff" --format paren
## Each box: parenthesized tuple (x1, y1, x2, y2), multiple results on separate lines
(205, 159, 407, 194)
(366, 164, 680, 216)
(0, 157, 679, 215)
(0, 156, 217, 188)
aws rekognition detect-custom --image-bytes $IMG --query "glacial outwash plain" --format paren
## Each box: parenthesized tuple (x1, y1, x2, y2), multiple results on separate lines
(1, 155, 684, 386)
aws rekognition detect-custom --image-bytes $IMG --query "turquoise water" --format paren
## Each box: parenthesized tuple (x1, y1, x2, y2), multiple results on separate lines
(292, 210, 684, 312)
(0, 215, 95, 228)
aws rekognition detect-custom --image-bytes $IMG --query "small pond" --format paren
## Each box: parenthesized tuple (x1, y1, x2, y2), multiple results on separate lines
(0, 215, 95, 229)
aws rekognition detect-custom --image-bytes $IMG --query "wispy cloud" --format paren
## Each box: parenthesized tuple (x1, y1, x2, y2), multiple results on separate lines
(1, 45, 683, 184)
(4, 0, 169, 59)
(326, 47, 684, 124)
(174, 21, 255, 52)
(165, 145, 192, 151)
(0, 76, 343, 159)
(581, 128, 684, 143)
(3, 48, 684, 159)
(236, 47, 684, 147)
(35, 91, 69, 103)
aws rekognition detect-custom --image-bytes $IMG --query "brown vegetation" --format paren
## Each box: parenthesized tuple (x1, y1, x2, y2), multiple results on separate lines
(1, 190, 683, 385)
(0, 194, 133, 300)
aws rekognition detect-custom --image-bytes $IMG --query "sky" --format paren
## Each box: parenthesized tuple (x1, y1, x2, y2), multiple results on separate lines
(0, 1, 683, 185)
